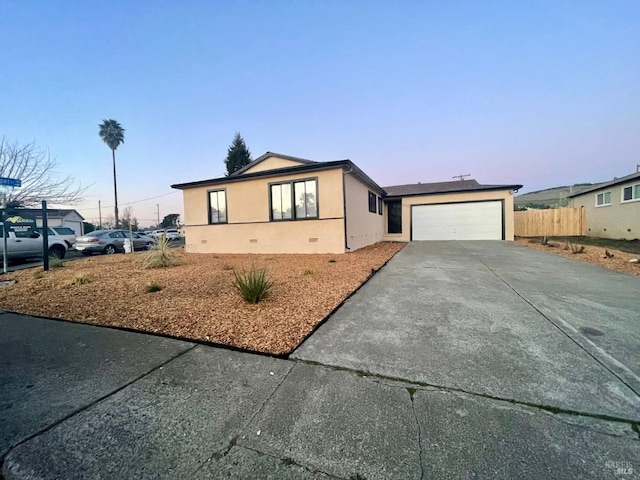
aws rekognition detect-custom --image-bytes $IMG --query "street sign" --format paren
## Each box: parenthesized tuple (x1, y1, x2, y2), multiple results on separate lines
(0, 177, 21, 187)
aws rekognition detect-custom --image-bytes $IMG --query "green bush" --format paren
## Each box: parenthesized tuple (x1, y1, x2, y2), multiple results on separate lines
(303, 268, 314, 276)
(146, 282, 162, 293)
(143, 235, 178, 269)
(49, 256, 64, 268)
(233, 266, 274, 303)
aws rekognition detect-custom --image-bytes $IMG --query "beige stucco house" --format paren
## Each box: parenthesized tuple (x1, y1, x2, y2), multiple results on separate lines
(568, 171, 640, 240)
(172, 152, 522, 254)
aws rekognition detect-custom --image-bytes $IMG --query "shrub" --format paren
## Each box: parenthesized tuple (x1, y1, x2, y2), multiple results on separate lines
(328, 258, 337, 263)
(233, 266, 274, 303)
(303, 268, 314, 276)
(70, 273, 91, 285)
(142, 235, 178, 269)
(49, 256, 64, 269)
(568, 242, 585, 254)
(146, 282, 162, 293)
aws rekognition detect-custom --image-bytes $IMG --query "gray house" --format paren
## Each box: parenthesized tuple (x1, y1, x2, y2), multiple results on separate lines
(568, 171, 640, 240)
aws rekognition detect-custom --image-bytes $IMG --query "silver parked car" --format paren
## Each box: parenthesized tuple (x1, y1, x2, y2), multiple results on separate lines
(75, 230, 156, 255)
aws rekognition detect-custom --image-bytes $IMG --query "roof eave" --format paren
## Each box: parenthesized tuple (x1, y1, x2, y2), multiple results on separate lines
(171, 161, 351, 190)
(383, 184, 523, 198)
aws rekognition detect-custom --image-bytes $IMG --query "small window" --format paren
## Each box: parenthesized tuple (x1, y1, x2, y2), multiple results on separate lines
(53, 227, 75, 235)
(109, 231, 125, 238)
(208, 189, 227, 223)
(622, 184, 640, 202)
(596, 191, 611, 206)
(387, 200, 402, 234)
(378, 197, 383, 215)
(368, 191, 377, 213)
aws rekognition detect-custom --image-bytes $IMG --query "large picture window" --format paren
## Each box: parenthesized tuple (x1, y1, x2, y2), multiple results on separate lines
(387, 200, 402, 234)
(271, 178, 318, 221)
(208, 189, 227, 223)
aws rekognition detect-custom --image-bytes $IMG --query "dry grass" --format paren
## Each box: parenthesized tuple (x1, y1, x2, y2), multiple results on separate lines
(515, 238, 640, 276)
(0, 242, 405, 355)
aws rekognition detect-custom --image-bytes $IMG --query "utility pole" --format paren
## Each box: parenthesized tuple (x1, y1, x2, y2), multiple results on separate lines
(98, 200, 102, 229)
(452, 174, 471, 181)
(156, 204, 160, 227)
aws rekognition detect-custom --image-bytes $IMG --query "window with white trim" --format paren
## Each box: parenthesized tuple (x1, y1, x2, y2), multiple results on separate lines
(596, 191, 611, 207)
(622, 184, 640, 202)
(208, 189, 227, 223)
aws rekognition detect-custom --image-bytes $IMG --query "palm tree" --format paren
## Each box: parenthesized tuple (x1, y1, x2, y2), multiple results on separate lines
(98, 119, 125, 228)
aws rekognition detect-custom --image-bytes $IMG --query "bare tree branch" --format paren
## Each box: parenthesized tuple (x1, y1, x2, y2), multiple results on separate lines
(0, 137, 89, 207)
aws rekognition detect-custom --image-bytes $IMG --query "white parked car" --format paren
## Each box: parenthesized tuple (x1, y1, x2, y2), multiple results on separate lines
(1, 228, 67, 261)
(164, 229, 180, 241)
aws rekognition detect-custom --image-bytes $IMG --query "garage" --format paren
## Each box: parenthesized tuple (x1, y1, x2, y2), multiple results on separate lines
(411, 201, 504, 240)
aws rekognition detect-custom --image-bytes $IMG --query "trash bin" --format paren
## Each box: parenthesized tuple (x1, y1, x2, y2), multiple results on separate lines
(123, 238, 132, 253)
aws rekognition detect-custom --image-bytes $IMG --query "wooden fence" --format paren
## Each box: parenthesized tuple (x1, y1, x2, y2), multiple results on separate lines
(514, 207, 585, 237)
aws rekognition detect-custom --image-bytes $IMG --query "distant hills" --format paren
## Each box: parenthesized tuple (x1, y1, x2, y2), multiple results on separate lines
(515, 183, 603, 209)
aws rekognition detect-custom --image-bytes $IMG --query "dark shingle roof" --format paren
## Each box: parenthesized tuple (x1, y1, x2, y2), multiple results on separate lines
(566, 171, 640, 198)
(383, 179, 522, 197)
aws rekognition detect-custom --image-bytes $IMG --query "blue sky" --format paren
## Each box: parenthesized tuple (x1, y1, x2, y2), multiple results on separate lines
(1, 0, 638, 226)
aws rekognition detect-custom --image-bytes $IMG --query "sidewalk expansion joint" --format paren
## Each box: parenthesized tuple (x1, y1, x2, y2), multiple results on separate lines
(407, 388, 425, 480)
(294, 359, 640, 432)
(1, 343, 198, 462)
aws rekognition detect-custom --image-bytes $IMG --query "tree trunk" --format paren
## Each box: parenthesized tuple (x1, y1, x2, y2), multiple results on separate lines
(112, 149, 119, 229)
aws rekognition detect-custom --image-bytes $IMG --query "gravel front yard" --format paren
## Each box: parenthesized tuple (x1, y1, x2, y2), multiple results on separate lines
(515, 237, 640, 276)
(0, 242, 405, 355)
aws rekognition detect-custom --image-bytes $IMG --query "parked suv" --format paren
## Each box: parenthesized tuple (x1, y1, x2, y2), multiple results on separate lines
(1, 227, 67, 261)
(36, 227, 76, 249)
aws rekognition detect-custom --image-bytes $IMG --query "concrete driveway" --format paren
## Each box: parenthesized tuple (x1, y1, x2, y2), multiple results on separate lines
(2, 242, 640, 479)
(293, 241, 640, 422)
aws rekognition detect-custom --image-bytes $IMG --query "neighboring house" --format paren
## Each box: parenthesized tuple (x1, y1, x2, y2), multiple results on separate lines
(6, 208, 85, 237)
(171, 152, 522, 254)
(567, 171, 640, 240)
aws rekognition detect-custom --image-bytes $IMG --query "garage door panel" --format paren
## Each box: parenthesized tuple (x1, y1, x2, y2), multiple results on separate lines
(412, 201, 503, 241)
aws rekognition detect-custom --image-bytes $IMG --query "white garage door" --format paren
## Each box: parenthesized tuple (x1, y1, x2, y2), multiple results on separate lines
(411, 201, 503, 240)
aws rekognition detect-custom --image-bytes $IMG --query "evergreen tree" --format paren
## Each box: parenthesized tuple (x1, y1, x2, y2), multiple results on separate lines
(224, 132, 252, 176)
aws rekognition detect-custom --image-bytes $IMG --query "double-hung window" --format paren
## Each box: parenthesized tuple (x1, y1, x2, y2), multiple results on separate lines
(622, 184, 640, 203)
(596, 191, 611, 207)
(208, 189, 227, 223)
(270, 178, 318, 221)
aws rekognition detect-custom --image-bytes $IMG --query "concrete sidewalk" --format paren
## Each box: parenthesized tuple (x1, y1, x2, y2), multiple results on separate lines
(1, 312, 639, 479)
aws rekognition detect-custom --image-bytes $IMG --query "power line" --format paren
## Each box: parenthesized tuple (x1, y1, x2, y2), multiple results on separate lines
(81, 191, 180, 211)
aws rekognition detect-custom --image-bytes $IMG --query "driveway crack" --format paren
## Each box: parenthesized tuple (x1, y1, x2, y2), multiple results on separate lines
(407, 388, 425, 480)
(294, 359, 640, 427)
(237, 362, 295, 439)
